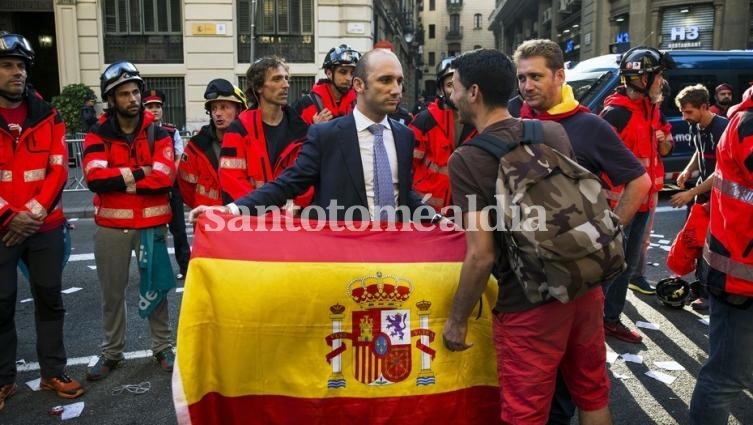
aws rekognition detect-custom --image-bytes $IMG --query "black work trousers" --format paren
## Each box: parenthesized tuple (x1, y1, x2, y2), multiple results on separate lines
(0, 226, 67, 384)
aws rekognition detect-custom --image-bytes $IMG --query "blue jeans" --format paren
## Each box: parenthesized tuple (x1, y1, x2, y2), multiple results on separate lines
(603, 211, 650, 322)
(689, 295, 753, 425)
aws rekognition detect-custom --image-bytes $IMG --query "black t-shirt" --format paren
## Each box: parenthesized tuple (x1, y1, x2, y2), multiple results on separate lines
(693, 114, 728, 180)
(263, 114, 292, 168)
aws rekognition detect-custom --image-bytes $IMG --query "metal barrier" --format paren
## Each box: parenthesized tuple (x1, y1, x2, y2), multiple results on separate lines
(64, 138, 88, 192)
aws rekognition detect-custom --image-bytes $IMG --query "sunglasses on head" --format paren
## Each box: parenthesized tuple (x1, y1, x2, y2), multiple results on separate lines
(0, 33, 33, 55)
(331, 49, 361, 64)
(205, 90, 235, 100)
(103, 61, 140, 83)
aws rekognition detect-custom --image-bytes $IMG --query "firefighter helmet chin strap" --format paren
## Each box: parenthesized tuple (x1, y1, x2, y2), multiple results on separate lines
(623, 73, 654, 97)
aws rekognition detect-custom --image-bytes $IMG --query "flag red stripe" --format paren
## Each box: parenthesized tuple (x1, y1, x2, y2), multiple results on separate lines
(192, 215, 466, 263)
(187, 387, 501, 425)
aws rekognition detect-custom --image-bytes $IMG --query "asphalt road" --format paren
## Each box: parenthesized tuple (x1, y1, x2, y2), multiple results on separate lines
(2, 196, 752, 425)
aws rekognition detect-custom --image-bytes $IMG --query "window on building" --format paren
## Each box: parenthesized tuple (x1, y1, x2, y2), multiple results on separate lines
(450, 14, 460, 32)
(429, 24, 435, 39)
(238, 0, 314, 63)
(429, 0, 435, 11)
(239, 75, 314, 103)
(142, 77, 185, 129)
(474, 13, 482, 29)
(428, 52, 436, 66)
(448, 43, 461, 57)
(418, 0, 423, 11)
(102, 0, 183, 63)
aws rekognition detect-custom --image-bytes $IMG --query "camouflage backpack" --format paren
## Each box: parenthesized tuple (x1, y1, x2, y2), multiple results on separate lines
(466, 119, 625, 304)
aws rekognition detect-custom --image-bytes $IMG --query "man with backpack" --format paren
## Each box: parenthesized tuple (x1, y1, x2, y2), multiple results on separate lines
(513, 39, 652, 425)
(441, 48, 614, 425)
(83, 61, 177, 380)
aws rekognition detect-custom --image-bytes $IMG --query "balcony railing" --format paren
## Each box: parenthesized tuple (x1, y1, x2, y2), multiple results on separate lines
(238, 34, 315, 63)
(445, 26, 463, 41)
(447, 0, 463, 13)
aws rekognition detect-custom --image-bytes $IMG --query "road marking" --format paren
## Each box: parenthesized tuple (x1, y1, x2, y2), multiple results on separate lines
(17, 350, 155, 372)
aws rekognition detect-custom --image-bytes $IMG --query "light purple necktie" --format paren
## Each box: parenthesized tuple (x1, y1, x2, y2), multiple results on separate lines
(368, 124, 395, 221)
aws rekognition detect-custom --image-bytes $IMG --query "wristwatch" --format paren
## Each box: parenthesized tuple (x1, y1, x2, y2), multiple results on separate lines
(430, 213, 444, 224)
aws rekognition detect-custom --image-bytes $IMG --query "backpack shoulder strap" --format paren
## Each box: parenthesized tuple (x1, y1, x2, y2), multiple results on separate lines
(521, 118, 544, 144)
(147, 122, 156, 156)
(464, 133, 517, 159)
(308, 93, 324, 113)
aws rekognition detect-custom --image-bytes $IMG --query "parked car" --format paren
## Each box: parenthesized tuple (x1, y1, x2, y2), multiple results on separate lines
(566, 50, 753, 186)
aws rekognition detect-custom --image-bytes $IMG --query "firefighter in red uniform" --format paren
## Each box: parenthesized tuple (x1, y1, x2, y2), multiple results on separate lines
(0, 32, 84, 410)
(294, 44, 361, 125)
(143, 89, 190, 280)
(599, 46, 676, 343)
(409, 57, 476, 211)
(83, 61, 176, 381)
(178, 79, 246, 208)
(220, 56, 310, 210)
(689, 85, 753, 425)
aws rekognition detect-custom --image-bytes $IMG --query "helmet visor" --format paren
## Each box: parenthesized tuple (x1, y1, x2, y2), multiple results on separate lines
(0, 33, 33, 57)
(330, 48, 361, 65)
(103, 61, 140, 84)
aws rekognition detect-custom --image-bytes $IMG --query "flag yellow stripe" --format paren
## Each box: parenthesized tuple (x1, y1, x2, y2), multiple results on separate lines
(177, 258, 498, 405)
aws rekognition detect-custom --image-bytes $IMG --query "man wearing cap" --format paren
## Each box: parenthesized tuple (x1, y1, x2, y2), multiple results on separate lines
(294, 44, 361, 124)
(0, 31, 84, 410)
(178, 79, 246, 208)
(219, 56, 310, 208)
(143, 89, 190, 280)
(409, 56, 476, 211)
(709, 83, 734, 118)
(83, 61, 177, 381)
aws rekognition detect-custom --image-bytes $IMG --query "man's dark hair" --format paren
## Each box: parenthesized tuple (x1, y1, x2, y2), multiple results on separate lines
(675, 84, 710, 109)
(245, 55, 288, 107)
(451, 49, 515, 108)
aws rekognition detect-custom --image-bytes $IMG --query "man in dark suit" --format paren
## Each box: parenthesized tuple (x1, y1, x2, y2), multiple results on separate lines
(189, 49, 433, 223)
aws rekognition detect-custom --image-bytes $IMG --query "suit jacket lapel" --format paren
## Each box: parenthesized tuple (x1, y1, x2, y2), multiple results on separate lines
(390, 120, 411, 206)
(337, 115, 367, 206)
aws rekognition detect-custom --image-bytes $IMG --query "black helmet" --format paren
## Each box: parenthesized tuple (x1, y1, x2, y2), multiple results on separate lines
(656, 277, 691, 309)
(0, 32, 34, 67)
(100, 61, 144, 100)
(618, 46, 675, 76)
(436, 56, 457, 99)
(203, 78, 247, 111)
(323, 44, 361, 69)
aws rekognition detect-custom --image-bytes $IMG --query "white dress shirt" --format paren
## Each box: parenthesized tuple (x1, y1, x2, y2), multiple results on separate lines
(352, 107, 399, 220)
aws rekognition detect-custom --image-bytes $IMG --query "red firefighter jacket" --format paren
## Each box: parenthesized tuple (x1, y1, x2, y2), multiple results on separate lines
(408, 100, 476, 210)
(295, 79, 357, 125)
(178, 124, 227, 208)
(219, 106, 312, 207)
(600, 87, 663, 211)
(703, 86, 753, 296)
(0, 88, 67, 233)
(83, 110, 175, 228)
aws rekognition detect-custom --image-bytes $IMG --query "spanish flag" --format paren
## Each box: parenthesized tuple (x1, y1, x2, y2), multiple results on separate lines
(173, 215, 500, 424)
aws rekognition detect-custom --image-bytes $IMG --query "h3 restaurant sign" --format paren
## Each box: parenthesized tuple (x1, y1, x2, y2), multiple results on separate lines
(660, 5, 714, 50)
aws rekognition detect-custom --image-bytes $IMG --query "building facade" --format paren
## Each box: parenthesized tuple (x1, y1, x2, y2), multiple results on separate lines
(0, 0, 421, 131)
(489, 0, 753, 64)
(418, 0, 496, 99)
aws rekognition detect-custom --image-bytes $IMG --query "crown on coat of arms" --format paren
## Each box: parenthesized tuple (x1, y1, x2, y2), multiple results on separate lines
(347, 272, 413, 309)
